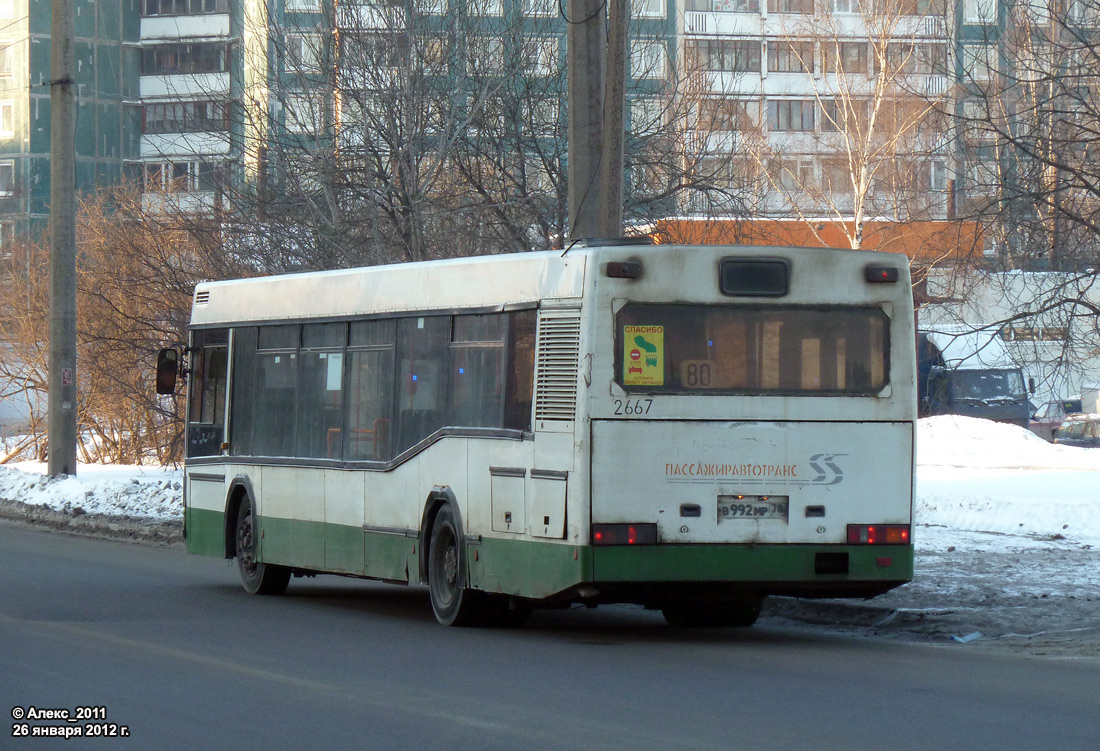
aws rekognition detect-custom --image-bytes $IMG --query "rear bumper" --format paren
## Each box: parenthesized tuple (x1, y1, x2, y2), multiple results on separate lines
(585, 543, 913, 603)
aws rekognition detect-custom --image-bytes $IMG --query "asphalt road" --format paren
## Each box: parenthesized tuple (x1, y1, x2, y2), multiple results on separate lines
(1, 525, 1097, 751)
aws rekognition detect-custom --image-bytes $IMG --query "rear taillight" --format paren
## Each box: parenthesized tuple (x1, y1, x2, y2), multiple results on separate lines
(847, 524, 910, 545)
(592, 523, 658, 546)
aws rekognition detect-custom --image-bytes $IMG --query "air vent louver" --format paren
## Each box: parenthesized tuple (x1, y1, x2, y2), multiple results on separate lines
(194, 290, 211, 305)
(534, 309, 581, 422)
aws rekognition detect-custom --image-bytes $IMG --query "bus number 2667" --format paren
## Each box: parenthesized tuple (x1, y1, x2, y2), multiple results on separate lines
(613, 399, 653, 416)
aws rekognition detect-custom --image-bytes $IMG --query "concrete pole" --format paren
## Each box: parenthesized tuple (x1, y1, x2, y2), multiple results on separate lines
(48, 0, 78, 476)
(600, 0, 628, 238)
(566, 0, 606, 241)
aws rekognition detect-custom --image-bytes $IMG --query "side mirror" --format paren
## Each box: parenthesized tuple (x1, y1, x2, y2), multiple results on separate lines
(156, 348, 180, 395)
(1028, 377, 1036, 394)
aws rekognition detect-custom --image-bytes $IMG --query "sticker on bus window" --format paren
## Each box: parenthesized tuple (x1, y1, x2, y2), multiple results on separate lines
(623, 326, 664, 386)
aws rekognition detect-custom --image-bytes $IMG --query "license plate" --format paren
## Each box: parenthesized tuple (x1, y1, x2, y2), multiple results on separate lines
(717, 495, 789, 522)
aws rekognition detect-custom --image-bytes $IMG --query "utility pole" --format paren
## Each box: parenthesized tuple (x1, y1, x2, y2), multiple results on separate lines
(600, 0, 628, 237)
(566, 0, 628, 241)
(49, 0, 78, 476)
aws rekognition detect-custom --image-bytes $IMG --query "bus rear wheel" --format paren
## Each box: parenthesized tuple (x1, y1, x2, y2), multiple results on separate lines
(427, 504, 487, 626)
(661, 597, 763, 628)
(235, 499, 291, 596)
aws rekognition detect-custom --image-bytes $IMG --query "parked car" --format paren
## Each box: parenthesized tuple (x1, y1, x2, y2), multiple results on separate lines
(1052, 414, 1100, 448)
(1030, 399, 1083, 441)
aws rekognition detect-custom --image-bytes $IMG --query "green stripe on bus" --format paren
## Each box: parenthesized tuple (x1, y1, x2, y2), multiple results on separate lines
(260, 517, 412, 582)
(258, 516, 326, 571)
(592, 544, 914, 583)
(467, 537, 591, 601)
(186, 507, 226, 558)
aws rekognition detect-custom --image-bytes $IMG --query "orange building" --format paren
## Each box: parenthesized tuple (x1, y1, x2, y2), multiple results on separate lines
(649, 218, 985, 266)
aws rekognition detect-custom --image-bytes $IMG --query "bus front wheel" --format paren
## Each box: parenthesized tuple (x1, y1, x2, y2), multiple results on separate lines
(427, 504, 485, 626)
(235, 499, 291, 596)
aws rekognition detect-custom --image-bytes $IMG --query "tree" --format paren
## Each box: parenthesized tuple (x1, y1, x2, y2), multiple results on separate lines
(736, 0, 953, 250)
(0, 188, 251, 464)
(919, 0, 1100, 400)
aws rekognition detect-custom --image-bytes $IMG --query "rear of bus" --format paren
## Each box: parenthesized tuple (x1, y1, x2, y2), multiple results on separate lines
(583, 244, 915, 625)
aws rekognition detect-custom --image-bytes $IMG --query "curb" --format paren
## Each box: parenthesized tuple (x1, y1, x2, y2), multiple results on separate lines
(0, 498, 183, 547)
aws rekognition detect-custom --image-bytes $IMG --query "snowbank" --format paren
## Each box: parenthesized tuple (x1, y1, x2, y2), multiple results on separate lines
(0, 462, 182, 520)
(916, 415, 1100, 545)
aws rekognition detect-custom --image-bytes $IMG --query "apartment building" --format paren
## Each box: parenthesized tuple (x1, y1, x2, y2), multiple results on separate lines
(1, 1, 1071, 250)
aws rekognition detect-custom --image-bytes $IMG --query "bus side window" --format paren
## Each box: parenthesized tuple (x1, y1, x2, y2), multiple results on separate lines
(395, 316, 449, 454)
(298, 323, 347, 460)
(230, 327, 257, 456)
(504, 309, 536, 431)
(450, 313, 507, 429)
(347, 320, 396, 461)
(253, 325, 299, 458)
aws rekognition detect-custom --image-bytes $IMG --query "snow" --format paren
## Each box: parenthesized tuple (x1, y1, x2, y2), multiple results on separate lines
(2, 415, 1099, 549)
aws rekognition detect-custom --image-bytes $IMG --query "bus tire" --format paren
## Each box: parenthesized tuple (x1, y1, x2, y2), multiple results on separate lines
(427, 504, 485, 626)
(235, 498, 291, 596)
(661, 597, 762, 628)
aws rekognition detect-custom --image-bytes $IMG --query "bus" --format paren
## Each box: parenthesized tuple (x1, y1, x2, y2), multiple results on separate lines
(157, 240, 916, 627)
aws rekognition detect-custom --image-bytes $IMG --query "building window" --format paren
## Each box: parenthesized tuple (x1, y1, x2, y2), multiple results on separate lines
(286, 34, 322, 73)
(686, 39, 761, 73)
(823, 42, 868, 74)
(286, 0, 322, 11)
(929, 160, 947, 191)
(767, 99, 815, 131)
(830, 0, 864, 12)
(285, 94, 323, 135)
(468, 0, 503, 14)
(630, 40, 667, 79)
(142, 43, 233, 75)
(886, 42, 948, 76)
(0, 41, 12, 77)
(631, 97, 666, 133)
(143, 0, 230, 15)
(0, 101, 13, 137)
(963, 0, 996, 23)
(523, 0, 556, 15)
(685, 0, 758, 9)
(144, 160, 222, 193)
(822, 158, 851, 194)
(521, 38, 559, 77)
(468, 36, 505, 74)
(0, 160, 14, 195)
(768, 0, 813, 12)
(820, 99, 868, 133)
(767, 41, 814, 74)
(962, 44, 997, 82)
(521, 98, 559, 136)
(633, 0, 665, 17)
(143, 101, 229, 134)
(966, 159, 1000, 196)
(697, 98, 758, 132)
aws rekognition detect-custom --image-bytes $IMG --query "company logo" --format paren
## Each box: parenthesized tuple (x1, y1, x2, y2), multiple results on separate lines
(661, 453, 846, 486)
(807, 453, 846, 486)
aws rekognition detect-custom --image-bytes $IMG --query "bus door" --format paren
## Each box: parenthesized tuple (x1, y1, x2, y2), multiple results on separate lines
(187, 329, 229, 457)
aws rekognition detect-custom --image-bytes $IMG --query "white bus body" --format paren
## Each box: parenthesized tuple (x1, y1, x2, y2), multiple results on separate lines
(175, 242, 916, 626)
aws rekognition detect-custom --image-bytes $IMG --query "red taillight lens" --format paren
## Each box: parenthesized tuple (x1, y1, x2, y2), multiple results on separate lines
(591, 523, 658, 546)
(847, 524, 910, 545)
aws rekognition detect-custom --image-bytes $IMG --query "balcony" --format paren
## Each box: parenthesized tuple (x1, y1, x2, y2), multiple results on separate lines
(140, 72, 230, 99)
(685, 11, 761, 36)
(140, 132, 231, 159)
(140, 14, 231, 42)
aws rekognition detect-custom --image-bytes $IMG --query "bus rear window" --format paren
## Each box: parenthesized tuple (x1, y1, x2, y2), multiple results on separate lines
(616, 304, 888, 394)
